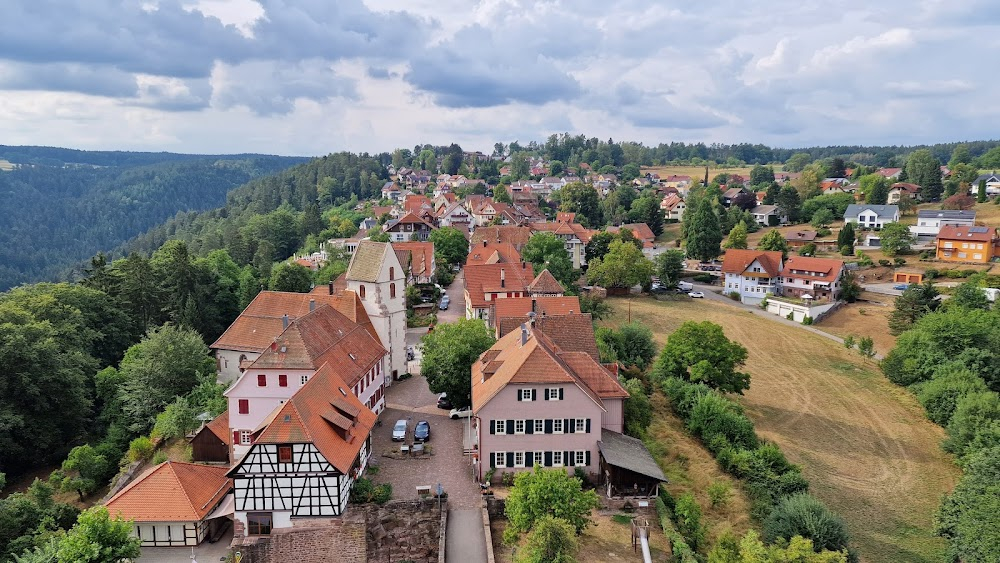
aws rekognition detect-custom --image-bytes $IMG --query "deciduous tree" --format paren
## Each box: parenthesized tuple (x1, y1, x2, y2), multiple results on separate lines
(877, 222, 913, 256)
(724, 220, 749, 249)
(503, 466, 600, 542)
(269, 262, 313, 292)
(522, 232, 575, 289)
(936, 446, 1000, 562)
(586, 239, 654, 290)
(655, 250, 685, 289)
(56, 506, 141, 563)
(421, 319, 495, 409)
(888, 282, 940, 335)
(757, 229, 789, 259)
(652, 321, 751, 394)
(515, 516, 579, 563)
(429, 227, 469, 267)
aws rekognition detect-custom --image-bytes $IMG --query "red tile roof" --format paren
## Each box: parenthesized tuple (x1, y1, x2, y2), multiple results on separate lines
(392, 241, 435, 278)
(467, 242, 522, 266)
(464, 263, 535, 308)
(493, 296, 581, 326)
(211, 290, 375, 353)
(205, 410, 230, 445)
(470, 226, 534, 249)
(248, 305, 386, 388)
(527, 269, 565, 294)
(938, 225, 998, 243)
(251, 361, 377, 474)
(783, 256, 845, 282)
(721, 249, 783, 277)
(105, 462, 230, 522)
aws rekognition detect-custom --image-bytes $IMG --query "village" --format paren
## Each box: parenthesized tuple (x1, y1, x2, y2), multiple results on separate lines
(95, 155, 1000, 563)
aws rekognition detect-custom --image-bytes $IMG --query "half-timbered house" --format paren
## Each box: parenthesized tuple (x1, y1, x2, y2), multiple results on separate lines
(228, 362, 377, 534)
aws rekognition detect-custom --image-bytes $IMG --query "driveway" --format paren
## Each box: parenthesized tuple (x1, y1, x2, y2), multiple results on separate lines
(436, 270, 465, 324)
(374, 376, 481, 510)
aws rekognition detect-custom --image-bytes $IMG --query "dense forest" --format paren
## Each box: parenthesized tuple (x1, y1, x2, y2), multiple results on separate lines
(0, 149, 308, 290)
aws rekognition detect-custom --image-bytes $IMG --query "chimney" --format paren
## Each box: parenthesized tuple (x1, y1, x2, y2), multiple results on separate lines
(282, 314, 289, 330)
(328, 281, 334, 295)
(483, 239, 488, 248)
(522, 261, 526, 270)
(500, 268, 505, 288)
(309, 299, 315, 312)
(520, 323, 528, 346)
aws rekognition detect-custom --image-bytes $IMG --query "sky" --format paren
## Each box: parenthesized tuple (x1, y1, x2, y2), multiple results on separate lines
(0, 0, 997, 157)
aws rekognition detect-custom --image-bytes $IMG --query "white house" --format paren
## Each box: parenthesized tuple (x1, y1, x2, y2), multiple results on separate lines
(750, 204, 786, 226)
(438, 201, 472, 228)
(909, 209, 976, 239)
(229, 362, 377, 535)
(780, 256, 845, 302)
(969, 174, 1000, 196)
(345, 241, 408, 380)
(843, 204, 899, 229)
(660, 194, 686, 222)
(721, 249, 784, 305)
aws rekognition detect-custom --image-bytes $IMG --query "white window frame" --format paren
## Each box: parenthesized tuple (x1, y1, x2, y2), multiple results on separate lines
(533, 452, 543, 467)
(552, 451, 563, 467)
(534, 419, 544, 434)
(518, 389, 532, 401)
(546, 388, 560, 401)
(514, 452, 525, 468)
(240, 430, 252, 445)
(300, 375, 309, 385)
(575, 418, 586, 433)
(552, 419, 563, 434)
(575, 451, 586, 466)
(514, 420, 525, 435)
(495, 452, 507, 467)
(495, 421, 507, 435)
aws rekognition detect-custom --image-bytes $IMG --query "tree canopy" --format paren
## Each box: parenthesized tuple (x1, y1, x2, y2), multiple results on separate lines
(653, 321, 751, 394)
(522, 232, 576, 289)
(655, 250, 686, 289)
(756, 229, 789, 259)
(429, 227, 469, 267)
(684, 199, 723, 261)
(586, 239, 654, 289)
(420, 319, 495, 409)
(503, 466, 601, 542)
(877, 222, 913, 257)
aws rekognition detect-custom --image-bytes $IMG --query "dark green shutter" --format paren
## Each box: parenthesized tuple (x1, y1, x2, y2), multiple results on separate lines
(525, 420, 533, 434)
(565, 451, 571, 465)
(544, 451, 552, 467)
(544, 419, 553, 434)
(531, 389, 537, 400)
(490, 420, 495, 434)
(506, 420, 514, 434)
(525, 451, 533, 466)
(564, 419, 570, 433)
(569, 419, 576, 433)
(490, 452, 496, 468)
(559, 388, 564, 400)
(586, 419, 591, 433)
(586, 450, 591, 465)
(506, 452, 514, 468)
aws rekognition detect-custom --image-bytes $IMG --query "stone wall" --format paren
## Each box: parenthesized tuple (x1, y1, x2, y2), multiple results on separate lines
(230, 499, 445, 563)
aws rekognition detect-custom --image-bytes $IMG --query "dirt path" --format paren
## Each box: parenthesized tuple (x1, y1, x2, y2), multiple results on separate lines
(604, 297, 959, 563)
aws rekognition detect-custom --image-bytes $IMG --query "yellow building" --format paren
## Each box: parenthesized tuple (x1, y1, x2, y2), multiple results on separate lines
(936, 226, 1000, 264)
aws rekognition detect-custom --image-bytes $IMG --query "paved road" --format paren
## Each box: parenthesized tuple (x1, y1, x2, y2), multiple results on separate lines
(437, 269, 465, 324)
(446, 508, 488, 563)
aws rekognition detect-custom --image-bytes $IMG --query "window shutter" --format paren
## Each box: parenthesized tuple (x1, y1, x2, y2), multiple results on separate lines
(544, 451, 552, 467)
(507, 420, 514, 434)
(525, 451, 533, 466)
(490, 420, 495, 434)
(586, 450, 591, 466)
(531, 389, 537, 401)
(544, 419, 553, 434)
(506, 452, 514, 468)
(257, 374, 266, 387)
(564, 451, 571, 465)
(525, 420, 533, 435)
(232, 431, 240, 445)
(278, 374, 287, 387)
(490, 452, 496, 468)
(238, 399, 249, 414)
(568, 419, 576, 433)
(586, 419, 591, 433)
(564, 419, 570, 433)
(559, 388, 564, 400)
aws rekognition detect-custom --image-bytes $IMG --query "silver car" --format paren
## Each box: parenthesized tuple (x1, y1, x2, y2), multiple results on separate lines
(392, 419, 408, 441)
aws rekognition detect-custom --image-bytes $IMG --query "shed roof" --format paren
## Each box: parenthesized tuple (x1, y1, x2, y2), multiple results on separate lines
(598, 430, 668, 482)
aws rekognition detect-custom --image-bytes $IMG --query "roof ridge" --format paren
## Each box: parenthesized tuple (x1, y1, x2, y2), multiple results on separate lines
(532, 329, 607, 410)
(167, 462, 202, 518)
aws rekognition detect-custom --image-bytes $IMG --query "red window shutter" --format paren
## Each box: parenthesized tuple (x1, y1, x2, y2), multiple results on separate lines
(232, 431, 240, 445)
(238, 399, 249, 414)
(278, 374, 287, 387)
(257, 374, 266, 387)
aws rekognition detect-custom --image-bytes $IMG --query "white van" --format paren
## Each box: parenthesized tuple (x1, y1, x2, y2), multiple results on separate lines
(677, 281, 694, 291)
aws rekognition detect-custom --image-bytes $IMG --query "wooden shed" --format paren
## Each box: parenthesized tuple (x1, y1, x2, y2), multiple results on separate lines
(190, 411, 230, 464)
(597, 430, 668, 498)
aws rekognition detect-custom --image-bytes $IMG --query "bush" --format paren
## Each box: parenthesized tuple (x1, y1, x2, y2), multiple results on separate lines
(893, 257, 906, 266)
(917, 368, 989, 426)
(801, 316, 813, 325)
(693, 273, 716, 283)
(654, 496, 698, 562)
(372, 483, 392, 504)
(151, 451, 168, 465)
(924, 268, 938, 279)
(786, 312, 794, 320)
(728, 291, 740, 301)
(686, 393, 759, 452)
(127, 437, 154, 464)
(516, 516, 578, 563)
(840, 245, 852, 256)
(707, 481, 732, 508)
(798, 243, 817, 256)
(763, 493, 851, 554)
(843, 335, 855, 349)
(944, 391, 1000, 457)
(674, 493, 706, 551)
(878, 259, 890, 267)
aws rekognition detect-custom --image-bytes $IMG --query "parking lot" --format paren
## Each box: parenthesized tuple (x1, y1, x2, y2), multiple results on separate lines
(372, 376, 481, 509)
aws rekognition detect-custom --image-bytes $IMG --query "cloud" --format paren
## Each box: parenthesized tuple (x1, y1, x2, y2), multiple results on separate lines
(884, 79, 974, 97)
(0, 62, 138, 97)
(211, 60, 357, 116)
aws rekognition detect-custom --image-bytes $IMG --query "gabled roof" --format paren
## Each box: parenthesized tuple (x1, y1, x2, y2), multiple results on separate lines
(660, 194, 684, 209)
(384, 212, 436, 232)
(472, 323, 625, 411)
(844, 204, 899, 219)
(495, 296, 581, 328)
(105, 462, 230, 522)
(917, 209, 976, 221)
(346, 240, 392, 282)
(783, 256, 845, 282)
(876, 168, 902, 178)
(529, 221, 596, 244)
(245, 305, 386, 388)
(403, 194, 433, 214)
(497, 313, 598, 360)
(598, 430, 667, 482)
(528, 269, 564, 294)
(470, 226, 534, 250)
(211, 290, 375, 353)
(204, 410, 230, 445)
(721, 249, 783, 277)
(392, 241, 435, 278)
(890, 182, 920, 193)
(938, 225, 998, 242)
(750, 204, 780, 216)
(467, 242, 522, 266)
(722, 187, 746, 199)
(249, 362, 377, 474)
(464, 263, 535, 308)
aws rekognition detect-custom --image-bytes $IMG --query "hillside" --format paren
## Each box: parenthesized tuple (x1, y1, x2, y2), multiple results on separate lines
(0, 150, 308, 290)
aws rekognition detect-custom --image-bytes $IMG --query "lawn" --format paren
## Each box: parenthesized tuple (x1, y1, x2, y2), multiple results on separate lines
(815, 292, 897, 357)
(602, 296, 959, 563)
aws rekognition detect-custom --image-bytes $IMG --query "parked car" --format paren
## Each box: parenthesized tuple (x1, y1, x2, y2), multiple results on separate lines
(392, 419, 408, 441)
(893, 283, 910, 290)
(439, 295, 450, 310)
(677, 281, 694, 291)
(406, 346, 415, 361)
(449, 406, 473, 419)
(437, 393, 451, 409)
(688, 291, 705, 298)
(414, 420, 431, 442)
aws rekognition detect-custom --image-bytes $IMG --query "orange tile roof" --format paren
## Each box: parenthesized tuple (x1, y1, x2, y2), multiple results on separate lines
(721, 249, 783, 277)
(251, 361, 377, 474)
(105, 462, 230, 522)
(529, 221, 596, 243)
(497, 313, 598, 359)
(467, 242, 522, 266)
(470, 226, 533, 250)
(493, 296, 581, 326)
(527, 269, 564, 294)
(464, 263, 535, 308)
(612, 223, 655, 242)
(211, 290, 376, 353)
(248, 305, 386, 388)
(938, 225, 997, 243)
(403, 195, 433, 214)
(392, 241, 435, 278)
(205, 410, 230, 445)
(783, 256, 845, 283)
(472, 321, 621, 411)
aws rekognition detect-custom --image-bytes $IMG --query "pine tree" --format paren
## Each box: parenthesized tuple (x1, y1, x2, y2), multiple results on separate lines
(724, 220, 749, 249)
(837, 222, 855, 255)
(684, 199, 722, 261)
(757, 229, 790, 259)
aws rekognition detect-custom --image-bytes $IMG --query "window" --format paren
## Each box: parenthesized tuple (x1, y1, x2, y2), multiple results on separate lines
(534, 452, 543, 466)
(257, 374, 266, 387)
(389, 267, 395, 279)
(247, 513, 272, 536)
(962, 243, 969, 249)
(974, 254, 983, 260)
(495, 421, 506, 435)
(575, 451, 586, 466)
(278, 445, 292, 463)
(546, 388, 562, 401)
(278, 374, 287, 387)
(534, 419, 544, 434)
(514, 420, 525, 434)
(359, 285, 366, 298)
(575, 418, 586, 433)
(390, 283, 396, 299)
(495, 452, 507, 467)
(514, 452, 525, 467)
(518, 389, 535, 401)
(552, 451, 563, 466)
(238, 399, 249, 414)
(240, 430, 252, 445)
(552, 419, 563, 434)
(300, 375, 309, 385)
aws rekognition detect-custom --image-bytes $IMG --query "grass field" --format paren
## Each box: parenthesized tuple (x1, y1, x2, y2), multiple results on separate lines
(602, 296, 959, 563)
(642, 164, 783, 181)
(815, 292, 897, 356)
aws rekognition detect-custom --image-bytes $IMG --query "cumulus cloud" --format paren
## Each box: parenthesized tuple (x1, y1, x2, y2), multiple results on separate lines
(0, 62, 138, 97)
(211, 60, 357, 116)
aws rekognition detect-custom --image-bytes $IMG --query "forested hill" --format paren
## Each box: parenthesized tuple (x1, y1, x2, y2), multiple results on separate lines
(0, 151, 309, 290)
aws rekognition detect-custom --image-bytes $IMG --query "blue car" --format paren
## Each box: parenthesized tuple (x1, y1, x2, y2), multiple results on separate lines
(414, 420, 431, 442)
(893, 284, 910, 290)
